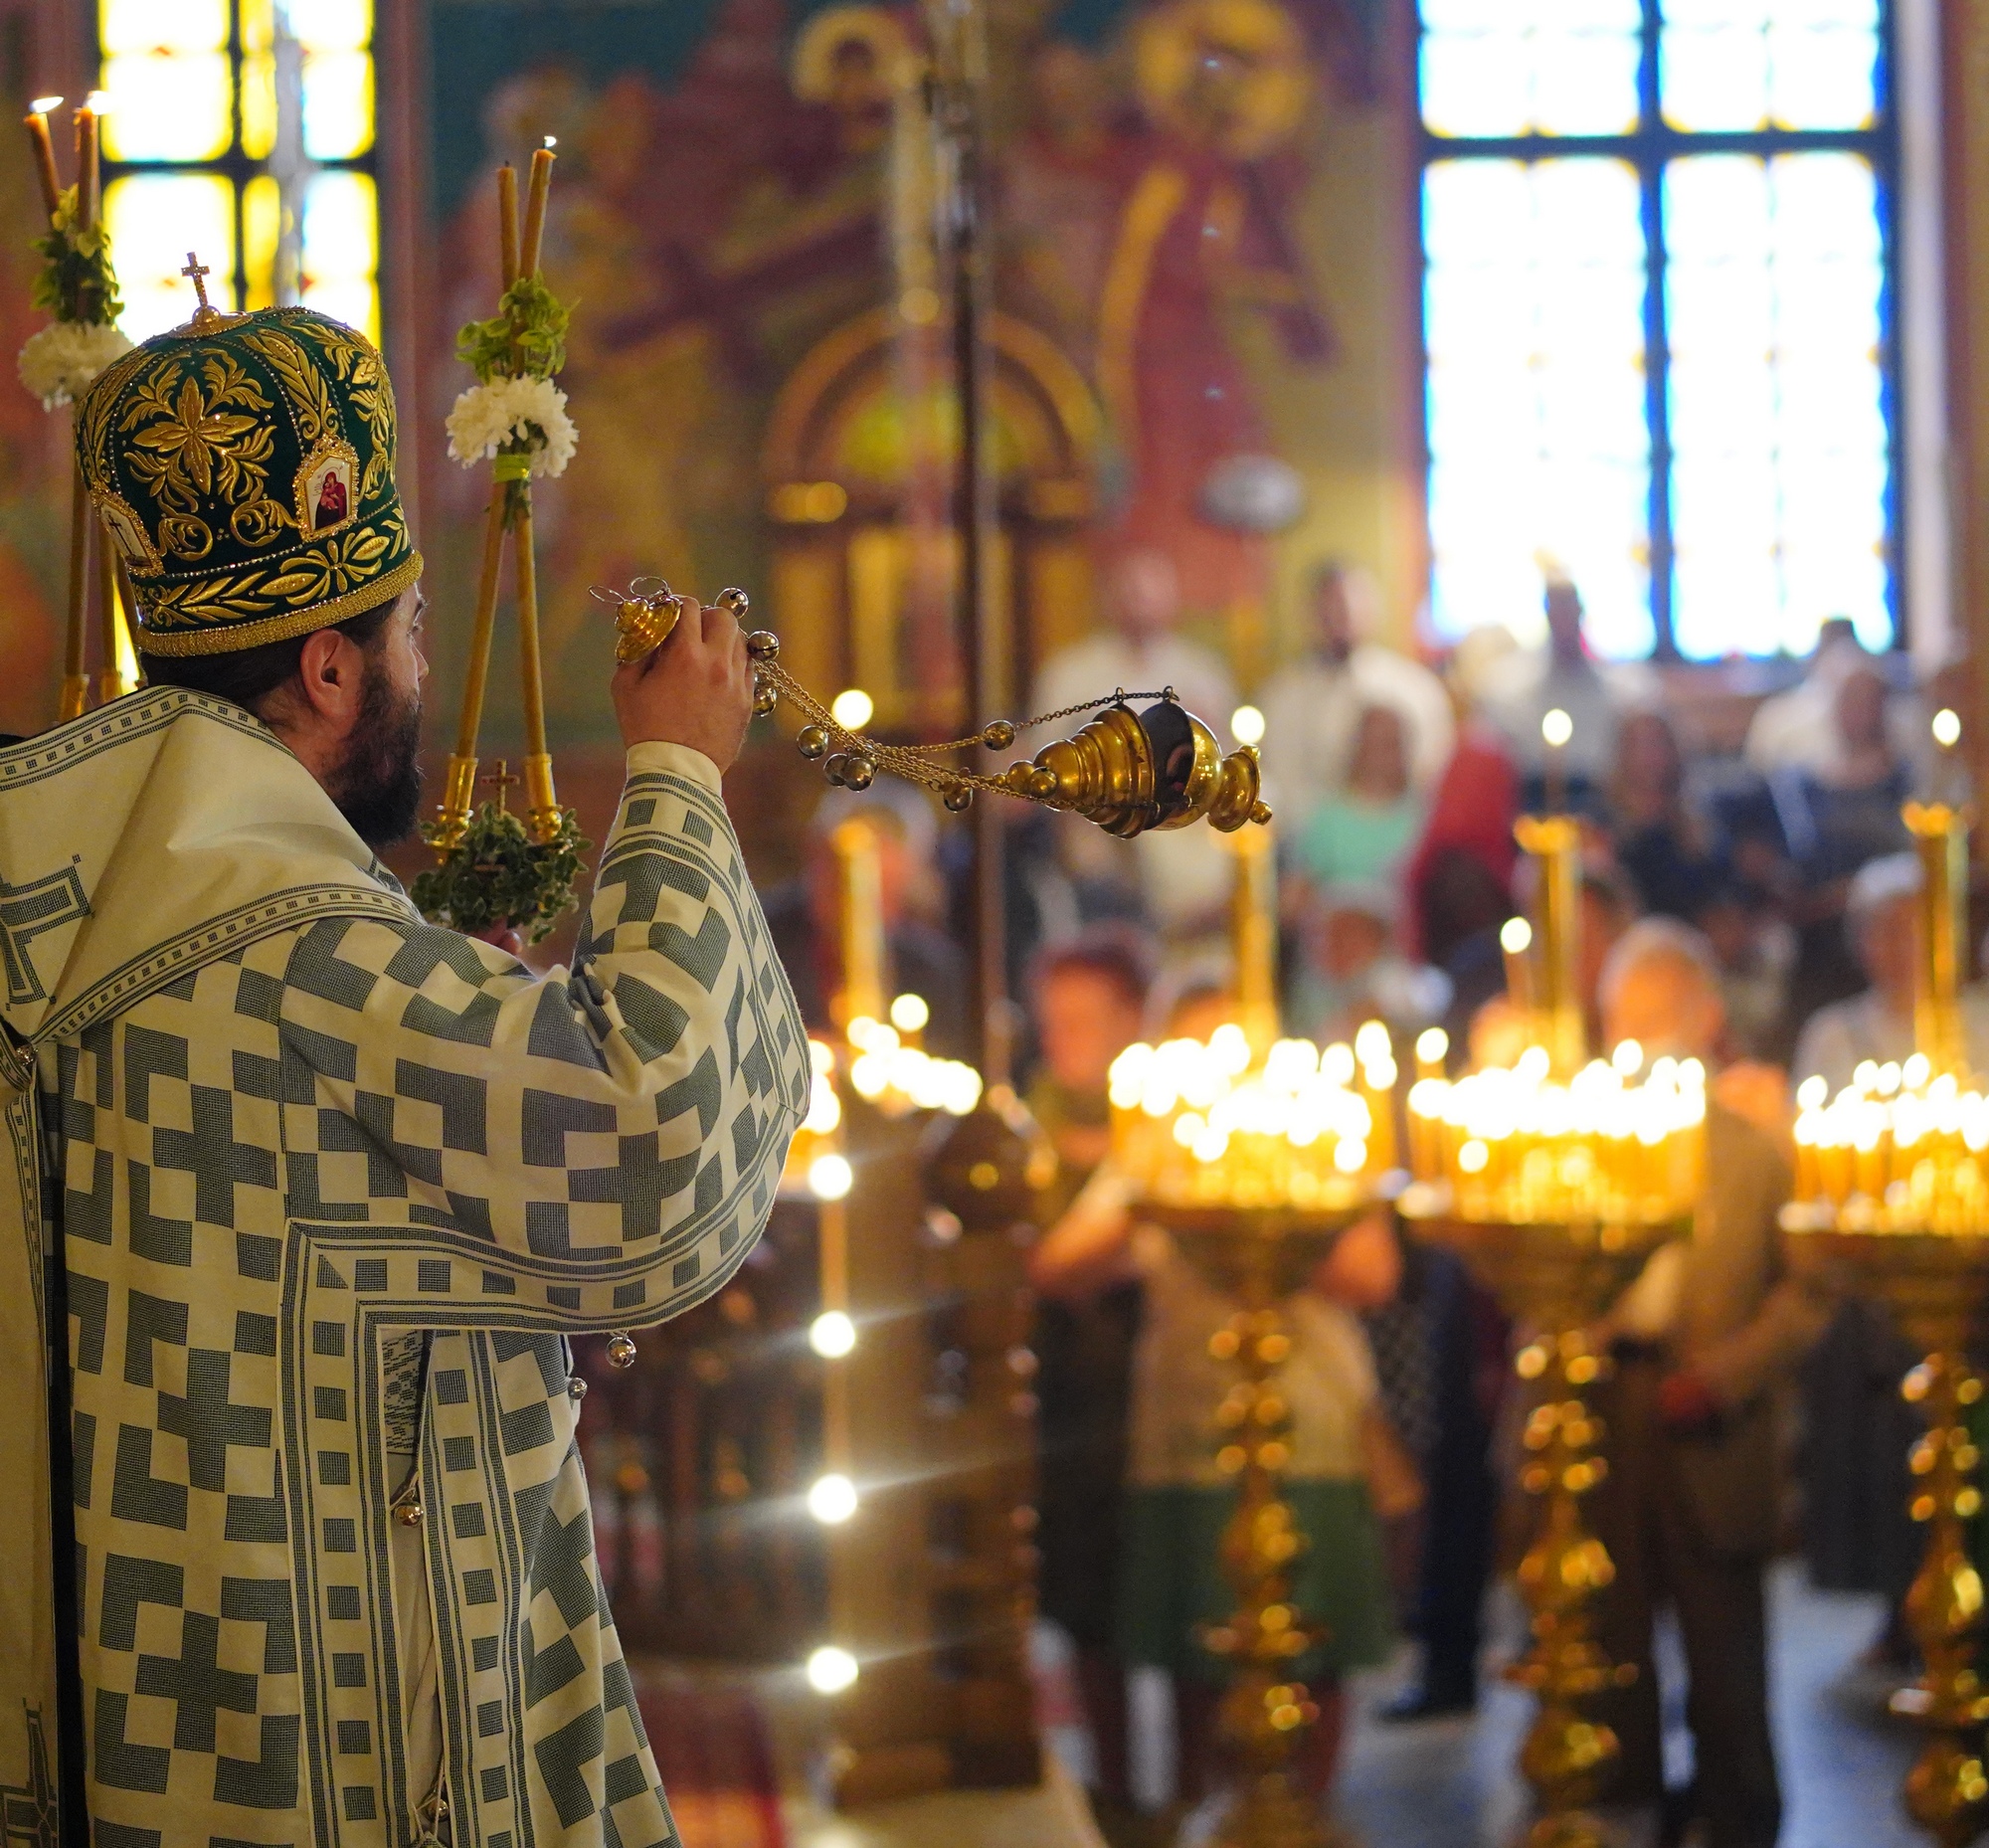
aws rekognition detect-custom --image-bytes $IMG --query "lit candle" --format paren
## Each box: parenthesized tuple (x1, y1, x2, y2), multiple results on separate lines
(1932, 705, 1963, 807)
(520, 138, 556, 277)
(1540, 706, 1572, 816)
(23, 97, 61, 221)
(1500, 914, 1535, 1016)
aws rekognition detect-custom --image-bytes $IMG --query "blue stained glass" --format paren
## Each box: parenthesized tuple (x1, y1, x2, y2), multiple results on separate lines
(1423, 157, 1653, 656)
(1665, 152, 1892, 658)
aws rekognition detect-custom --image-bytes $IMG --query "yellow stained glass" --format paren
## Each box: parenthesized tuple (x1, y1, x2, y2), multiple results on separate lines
(104, 173, 236, 342)
(242, 0, 275, 53)
(287, 0, 373, 51)
(301, 171, 378, 342)
(99, 0, 226, 55)
(99, 51, 233, 161)
(303, 50, 375, 159)
(241, 52, 277, 160)
(243, 174, 282, 309)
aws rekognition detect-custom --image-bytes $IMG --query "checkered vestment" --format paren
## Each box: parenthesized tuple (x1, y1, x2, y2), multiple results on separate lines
(0, 693, 810, 1848)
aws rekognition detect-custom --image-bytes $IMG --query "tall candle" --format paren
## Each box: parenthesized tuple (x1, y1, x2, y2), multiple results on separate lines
(1541, 706, 1572, 817)
(24, 98, 61, 221)
(72, 99, 97, 232)
(519, 141, 555, 277)
(496, 163, 519, 289)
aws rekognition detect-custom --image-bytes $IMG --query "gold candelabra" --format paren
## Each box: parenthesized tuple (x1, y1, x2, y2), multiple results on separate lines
(1782, 779, 1989, 1846)
(1106, 825, 1385, 1848)
(1401, 806, 1704, 1848)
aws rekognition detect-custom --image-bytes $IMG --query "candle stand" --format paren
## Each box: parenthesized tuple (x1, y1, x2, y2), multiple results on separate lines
(1781, 792, 1989, 1845)
(1156, 1203, 1372, 1848)
(1106, 822, 1399, 1847)
(1403, 1210, 1674, 1847)
(1787, 1230, 1989, 1845)
(1401, 809, 1706, 1847)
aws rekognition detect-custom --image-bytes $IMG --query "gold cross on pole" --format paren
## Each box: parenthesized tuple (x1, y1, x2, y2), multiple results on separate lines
(180, 252, 211, 312)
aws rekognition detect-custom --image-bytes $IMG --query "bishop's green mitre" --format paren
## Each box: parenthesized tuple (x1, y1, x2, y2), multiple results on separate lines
(75, 285, 423, 656)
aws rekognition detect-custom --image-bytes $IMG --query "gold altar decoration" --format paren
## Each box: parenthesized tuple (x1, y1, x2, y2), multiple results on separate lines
(1104, 824, 1385, 1848)
(20, 94, 137, 720)
(1401, 806, 1704, 1848)
(1781, 771, 1989, 1847)
(424, 146, 584, 922)
(602, 577, 1270, 837)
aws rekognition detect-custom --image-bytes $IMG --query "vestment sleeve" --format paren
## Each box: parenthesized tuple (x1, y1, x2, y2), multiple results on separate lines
(274, 743, 811, 1324)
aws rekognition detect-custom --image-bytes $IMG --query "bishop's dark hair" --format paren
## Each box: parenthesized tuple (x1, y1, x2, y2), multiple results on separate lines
(137, 591, 404, 718)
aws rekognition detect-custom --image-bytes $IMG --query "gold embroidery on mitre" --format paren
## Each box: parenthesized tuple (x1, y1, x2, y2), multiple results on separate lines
(115, 354, 275, 517)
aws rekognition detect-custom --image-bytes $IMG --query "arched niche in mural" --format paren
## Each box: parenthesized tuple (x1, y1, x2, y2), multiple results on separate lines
(761, 304, 1102, 733)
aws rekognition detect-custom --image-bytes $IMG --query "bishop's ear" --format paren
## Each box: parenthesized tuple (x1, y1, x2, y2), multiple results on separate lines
(285, 625, 371, 737)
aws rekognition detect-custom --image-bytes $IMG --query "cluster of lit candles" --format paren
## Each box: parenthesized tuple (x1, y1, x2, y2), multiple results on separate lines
(1406, 1036, 1708, 1227)
(1107, 1021, 1399, 1211)
(783, 997, 984, 1204)
(1790, 1058, 1989, 1234)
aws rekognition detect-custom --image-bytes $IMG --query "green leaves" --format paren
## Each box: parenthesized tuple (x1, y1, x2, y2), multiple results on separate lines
(454, 273, 571, 384)
(30, 184, 124, 326)
(412, 801, 589, 942)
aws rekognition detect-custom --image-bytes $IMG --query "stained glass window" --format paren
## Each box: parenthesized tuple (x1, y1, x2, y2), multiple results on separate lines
(1420, 0, 1897, 658)
(97, 0, 380, 344)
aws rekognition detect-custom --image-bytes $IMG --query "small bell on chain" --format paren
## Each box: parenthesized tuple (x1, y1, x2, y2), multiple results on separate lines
(607, 1330, 638, 1370)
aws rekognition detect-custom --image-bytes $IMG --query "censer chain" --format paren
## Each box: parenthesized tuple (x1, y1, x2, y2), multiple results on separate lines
(750, 652, 1172, 802)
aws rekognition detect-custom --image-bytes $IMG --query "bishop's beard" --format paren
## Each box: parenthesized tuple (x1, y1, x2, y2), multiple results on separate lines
(332, 659, 425, 849)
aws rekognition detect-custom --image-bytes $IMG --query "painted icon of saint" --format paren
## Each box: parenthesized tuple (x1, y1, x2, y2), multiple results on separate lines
(313, 468, 349, 530)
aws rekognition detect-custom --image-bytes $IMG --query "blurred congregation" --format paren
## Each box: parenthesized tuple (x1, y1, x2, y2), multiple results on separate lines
(748, 544, 1969, 1848)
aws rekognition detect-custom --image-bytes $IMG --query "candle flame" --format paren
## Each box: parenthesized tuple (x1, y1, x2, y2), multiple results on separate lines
(1541, 707, 1573, 748)
(83, 90, 112, 113)
(1933, 707, 1962, 749)
(1108, 1029, 1392, 1208)
(28, 96, 62, 115)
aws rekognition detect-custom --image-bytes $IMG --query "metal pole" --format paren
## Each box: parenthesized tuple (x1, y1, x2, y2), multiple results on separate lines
(931, 0, 1009, 1087)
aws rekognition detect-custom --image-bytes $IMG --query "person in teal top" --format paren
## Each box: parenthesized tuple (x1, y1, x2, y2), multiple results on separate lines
(1295, 703, 1426, 892)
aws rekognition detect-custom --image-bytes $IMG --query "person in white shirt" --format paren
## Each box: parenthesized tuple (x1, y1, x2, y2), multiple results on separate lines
(1254, 562, 1455, 829)
(1476, 575, 1656, 795)
(1744, 618, 1922, 782)
(1791, 851, 1989, 1090)
(1030, 546, 1238, 733)
(1031, 549, 1240, 935)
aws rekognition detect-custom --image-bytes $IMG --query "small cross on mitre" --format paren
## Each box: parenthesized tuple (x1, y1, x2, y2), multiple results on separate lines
(180, 250, 234, 333)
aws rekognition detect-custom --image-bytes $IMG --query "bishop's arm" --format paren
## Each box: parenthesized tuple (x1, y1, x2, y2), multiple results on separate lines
(275, 741, 810, 1322)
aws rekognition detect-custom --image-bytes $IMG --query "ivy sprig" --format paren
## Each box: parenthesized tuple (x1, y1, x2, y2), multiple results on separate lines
(455, 273, 571, 384)
(412, 801, 589, 943)
(31, 185, 123, 326)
